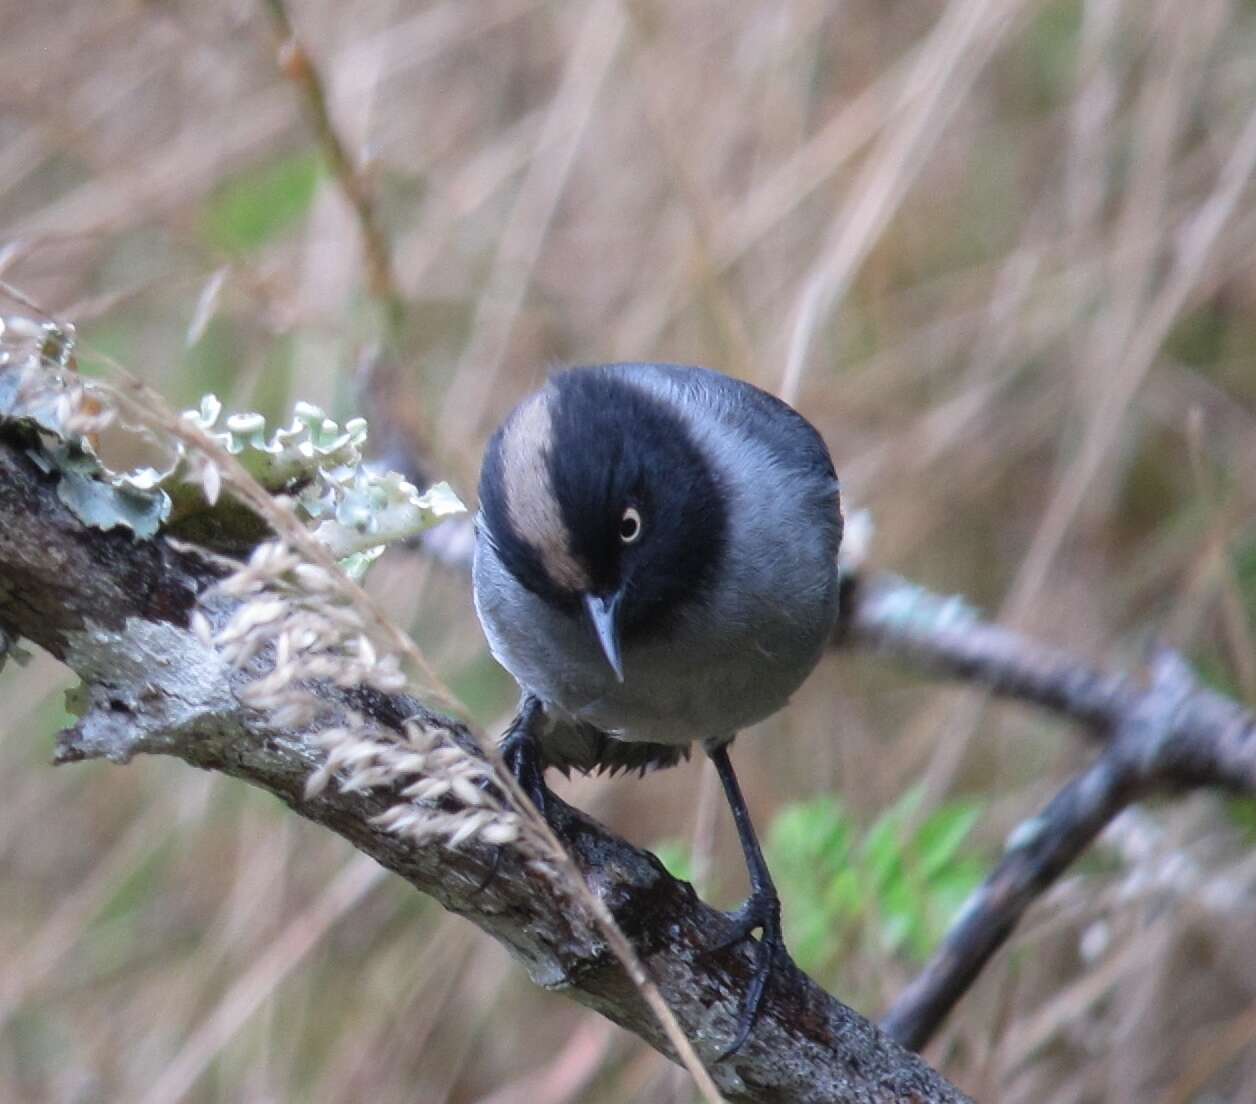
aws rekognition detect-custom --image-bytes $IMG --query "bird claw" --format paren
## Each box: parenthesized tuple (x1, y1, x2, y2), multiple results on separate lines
(500, 721, 552, 820)
(709, 890, 786, 1061)
(472, 700, 553, 898)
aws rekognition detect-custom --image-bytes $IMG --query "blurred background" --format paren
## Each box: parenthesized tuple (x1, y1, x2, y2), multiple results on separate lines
(4, 0, 1256, 1100)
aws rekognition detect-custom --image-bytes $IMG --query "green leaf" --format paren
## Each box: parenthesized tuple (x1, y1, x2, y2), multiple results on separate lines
(203, 150, 322, 253)
(768, 789, 990, 968)
(768, 796, 851, 867)
(932, 858, 985, 918)
(788, 900, 835, 971)
(916, 801, 982, 878)
(822, 866, 862, 919)
(859, 786, 923, 887)
(877, 874, 920, 956)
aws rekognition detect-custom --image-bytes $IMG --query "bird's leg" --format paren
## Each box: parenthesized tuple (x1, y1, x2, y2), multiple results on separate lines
(707, 743, 788, 1060)
(473, 695, 553, 896)
(499, 693, 552, 820)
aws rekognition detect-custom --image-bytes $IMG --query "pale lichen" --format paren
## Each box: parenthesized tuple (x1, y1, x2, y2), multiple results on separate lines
(3, 307, 504, 850)
(1, 309, 464, 570)
(59, 615, 237, 764)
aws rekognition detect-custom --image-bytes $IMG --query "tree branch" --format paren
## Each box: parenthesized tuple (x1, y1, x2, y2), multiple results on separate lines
(0, 429, 965, 1102)
(841, 572, 1256, 789)
(262, 0, 405, 337)
(843, 575, 1256, 1049)
(286, 477, 1256, 1060)
(13, 344, 1256, 1079)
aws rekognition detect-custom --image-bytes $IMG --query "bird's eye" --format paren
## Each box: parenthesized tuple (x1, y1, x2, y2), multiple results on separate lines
(619, 506, 643, 544)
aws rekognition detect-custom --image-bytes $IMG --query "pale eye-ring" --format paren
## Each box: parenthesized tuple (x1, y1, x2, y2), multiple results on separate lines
(619, 506, 643, 544)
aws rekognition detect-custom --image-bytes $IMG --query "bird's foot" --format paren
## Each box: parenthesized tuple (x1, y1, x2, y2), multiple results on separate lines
(709, 889, 787, 1060)
(472, 700, 554, 896)
(499, 719, 553, 821)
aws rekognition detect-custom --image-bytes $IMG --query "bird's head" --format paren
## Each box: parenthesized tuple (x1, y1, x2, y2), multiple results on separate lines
(478, 368, 728, 681)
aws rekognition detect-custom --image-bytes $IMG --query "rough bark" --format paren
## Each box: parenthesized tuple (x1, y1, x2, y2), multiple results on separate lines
(0, 430, 966, 1103)
(844, 575, 1256, 1050)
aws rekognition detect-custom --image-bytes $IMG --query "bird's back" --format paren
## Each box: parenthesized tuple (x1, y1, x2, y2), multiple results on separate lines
(599, 363, 837, 492)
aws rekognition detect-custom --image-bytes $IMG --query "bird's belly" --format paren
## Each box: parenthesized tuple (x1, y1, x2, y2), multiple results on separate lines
(573, 658, 743, 746)
(474, 528, 838, 748)
(485, 606, 820, 747)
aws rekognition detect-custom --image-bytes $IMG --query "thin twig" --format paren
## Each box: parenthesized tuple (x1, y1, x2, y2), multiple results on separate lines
(878, 719, 1146, 1050)
(848, 575, 1256, 1050)
(261, 0, 405, 339)
(437, 0, 626, 447)
(844, 574, 1256, 794)
(3, 283, 724, 1097)
(0, 430, 965, 1103)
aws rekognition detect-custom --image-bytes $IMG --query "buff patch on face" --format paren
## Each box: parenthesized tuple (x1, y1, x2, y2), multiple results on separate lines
(499, 392, 590, 592)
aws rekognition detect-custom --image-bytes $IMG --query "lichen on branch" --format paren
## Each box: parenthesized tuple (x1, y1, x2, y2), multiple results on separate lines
(0, 309, 967, 1103)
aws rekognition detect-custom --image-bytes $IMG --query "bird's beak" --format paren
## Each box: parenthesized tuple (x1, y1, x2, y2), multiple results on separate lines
(583, 592, 625, 683)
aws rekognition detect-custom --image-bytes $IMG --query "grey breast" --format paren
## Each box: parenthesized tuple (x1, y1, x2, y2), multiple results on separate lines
(472, 531, 621, 723)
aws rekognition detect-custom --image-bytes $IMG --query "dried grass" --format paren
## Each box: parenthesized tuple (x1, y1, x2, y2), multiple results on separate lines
(5, 0, 1256, 1100)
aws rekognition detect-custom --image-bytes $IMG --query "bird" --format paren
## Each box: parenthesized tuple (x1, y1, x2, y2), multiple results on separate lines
(472, 362, 843, 1056)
